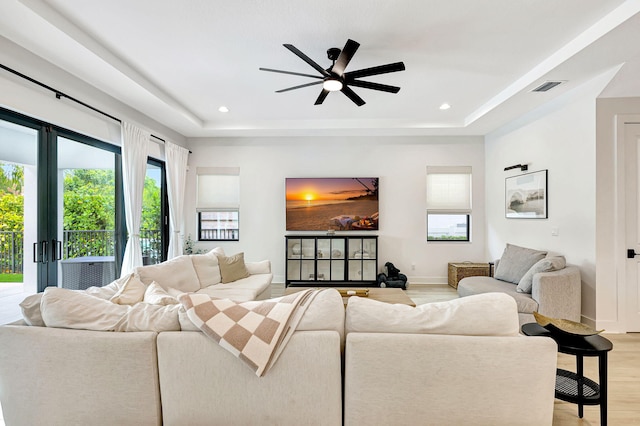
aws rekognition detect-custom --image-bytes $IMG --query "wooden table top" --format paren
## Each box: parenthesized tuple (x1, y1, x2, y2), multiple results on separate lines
(284, 287, 416, 307)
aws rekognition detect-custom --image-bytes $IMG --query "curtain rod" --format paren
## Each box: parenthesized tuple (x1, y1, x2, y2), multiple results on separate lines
(0, 63, 189, 150)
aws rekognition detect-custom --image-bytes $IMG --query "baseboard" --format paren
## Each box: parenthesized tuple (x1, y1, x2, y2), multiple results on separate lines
(407, 277, 448, 285)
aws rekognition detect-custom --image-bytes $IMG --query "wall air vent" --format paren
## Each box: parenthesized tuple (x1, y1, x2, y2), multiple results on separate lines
(531, 81, 564, 92)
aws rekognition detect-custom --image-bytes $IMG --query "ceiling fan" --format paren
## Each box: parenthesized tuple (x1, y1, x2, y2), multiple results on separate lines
(259, 39, 405, 107)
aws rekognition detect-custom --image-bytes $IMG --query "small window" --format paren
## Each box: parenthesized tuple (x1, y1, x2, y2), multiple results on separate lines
(196, 167, 240, 241)
(426, 166, 472, 242)
(198, 210, 239, 241)
(427, 213, 470, 241)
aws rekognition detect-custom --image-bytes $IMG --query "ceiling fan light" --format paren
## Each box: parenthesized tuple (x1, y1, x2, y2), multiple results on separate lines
(323, 79, 343, 92)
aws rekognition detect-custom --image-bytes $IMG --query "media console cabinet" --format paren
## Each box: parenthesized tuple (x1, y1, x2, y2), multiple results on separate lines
(285, 235, 378, 287)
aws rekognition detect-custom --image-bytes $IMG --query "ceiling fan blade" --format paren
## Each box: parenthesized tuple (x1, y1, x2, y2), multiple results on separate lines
(314, 89, 330, 105)
(283, 44, 331, 77)
(259, 68, 323, 79)
(332, 39, 360, 76)
(276, 80, 324, 93)
(341, 85, 365, 106)
(344, 62, 406, 79)
(347, 79, 401, 93)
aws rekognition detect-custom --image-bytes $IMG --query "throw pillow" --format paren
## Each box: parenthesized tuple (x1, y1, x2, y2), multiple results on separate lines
(190, 249, 222, 288)
(218, 252, 250, 284)
(143, 282, 179, 305)
(245, 260, 272, 275)
(110, 273, 146, 305)
(19, 293, 45, 326)
(517, 256, 567, 293)
(134, 254, 200, 293)
(493, 243, 547, 284)
(345, 292, 520, 336)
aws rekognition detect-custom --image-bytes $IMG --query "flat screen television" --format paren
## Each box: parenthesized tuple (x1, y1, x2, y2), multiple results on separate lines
(285, 177, 379, 231)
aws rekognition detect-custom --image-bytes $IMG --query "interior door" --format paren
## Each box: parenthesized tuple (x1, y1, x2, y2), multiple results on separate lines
(625, 122, 640, 332)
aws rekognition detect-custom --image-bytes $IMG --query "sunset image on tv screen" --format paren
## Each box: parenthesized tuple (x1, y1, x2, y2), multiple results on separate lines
(285, 177, 379, 231)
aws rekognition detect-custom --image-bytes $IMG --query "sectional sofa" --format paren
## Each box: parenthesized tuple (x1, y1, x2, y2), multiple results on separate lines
(0, 250, 558, 425)
(458, 244, 582, 326)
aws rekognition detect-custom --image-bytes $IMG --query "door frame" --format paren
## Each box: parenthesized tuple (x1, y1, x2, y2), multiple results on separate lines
(614, 115, 640, 332)
(1, 107, 135, 292)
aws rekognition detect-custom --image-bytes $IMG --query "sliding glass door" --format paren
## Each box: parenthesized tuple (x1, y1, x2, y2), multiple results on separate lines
(56, 135, 119, 289)
(1, 108, 168, 323)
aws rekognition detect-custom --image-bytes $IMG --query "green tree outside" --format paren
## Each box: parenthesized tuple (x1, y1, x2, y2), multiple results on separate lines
(0, 164, 161, 271)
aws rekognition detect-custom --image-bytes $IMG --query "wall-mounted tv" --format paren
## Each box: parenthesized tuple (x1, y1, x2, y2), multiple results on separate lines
(286, 177, 379, 231)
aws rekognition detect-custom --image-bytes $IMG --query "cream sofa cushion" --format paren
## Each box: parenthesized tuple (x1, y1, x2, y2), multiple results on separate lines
(40, 287, 180, 332)
(190, 249, 222, 288)
(345, 292, 519, 336)
(42, 287, 128, 330)
(134, 254, 200, 292)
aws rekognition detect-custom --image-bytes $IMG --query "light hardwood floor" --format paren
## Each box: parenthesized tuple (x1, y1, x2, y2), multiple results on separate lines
(275, 283, 640, 425)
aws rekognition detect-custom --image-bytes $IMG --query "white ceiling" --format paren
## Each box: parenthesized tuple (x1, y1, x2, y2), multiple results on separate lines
(1, 0, 640, 138)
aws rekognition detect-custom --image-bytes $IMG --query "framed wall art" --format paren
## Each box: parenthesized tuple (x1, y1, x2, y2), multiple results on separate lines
(505, 169, 548, 219)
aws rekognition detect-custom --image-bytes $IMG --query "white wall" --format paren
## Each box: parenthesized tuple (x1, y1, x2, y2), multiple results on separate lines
(0, 36, 187, 150)
(185, 136, 485, 284)
(485, 70, 617, 326)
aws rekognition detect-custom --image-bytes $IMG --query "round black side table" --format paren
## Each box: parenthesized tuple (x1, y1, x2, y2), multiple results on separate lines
(521, 322, 613, 426)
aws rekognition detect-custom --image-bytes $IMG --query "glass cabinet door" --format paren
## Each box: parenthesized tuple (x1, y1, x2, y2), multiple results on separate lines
(316, 238, 331, 281)
(286, 238, 303, 281)
(348, 237, 377, 281)
(330, 238, 345, 281)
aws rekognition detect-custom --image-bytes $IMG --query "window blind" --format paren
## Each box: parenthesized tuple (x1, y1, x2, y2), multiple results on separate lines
(426, 166, 472, 213)
(196, 167, 240, 210)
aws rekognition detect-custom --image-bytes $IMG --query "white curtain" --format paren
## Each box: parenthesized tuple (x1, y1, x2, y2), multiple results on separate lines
(165, 141, 189, 259)
(120, 122, 150, 277)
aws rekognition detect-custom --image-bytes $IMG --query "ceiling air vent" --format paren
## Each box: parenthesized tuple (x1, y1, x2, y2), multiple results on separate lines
(531, 81, 564, 92)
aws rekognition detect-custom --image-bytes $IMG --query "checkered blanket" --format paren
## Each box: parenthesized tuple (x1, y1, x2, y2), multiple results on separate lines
(179, 289, 322, 377)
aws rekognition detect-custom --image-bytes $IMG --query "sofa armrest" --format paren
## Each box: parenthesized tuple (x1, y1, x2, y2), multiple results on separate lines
(531, 265, 581, 322)
(245, 260, 271, 275)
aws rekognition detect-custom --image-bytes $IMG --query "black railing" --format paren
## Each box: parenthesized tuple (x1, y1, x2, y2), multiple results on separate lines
(63, 230, 115, 258)
(0, 229, 162, 274)
(0, 231, 23, 274)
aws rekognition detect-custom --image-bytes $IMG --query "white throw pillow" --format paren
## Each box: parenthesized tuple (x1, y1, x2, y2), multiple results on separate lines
(494, 244, 547, 284)
(143, 282, 178, 305)
(245, 260, 271, 275)
(517, 256, 566, 293)
(19, 293, 45, 326)
(190, 249, 222, 288)
(345, 292, 520, 336)
(110, 273, 147, 305)
(134, 255, 200, 293)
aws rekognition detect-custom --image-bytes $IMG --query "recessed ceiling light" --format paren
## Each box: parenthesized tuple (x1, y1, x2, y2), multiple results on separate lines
(439, 103, 451, 110)
(218, 106, 229, 113)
